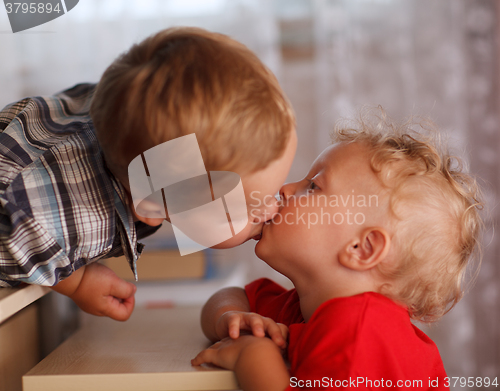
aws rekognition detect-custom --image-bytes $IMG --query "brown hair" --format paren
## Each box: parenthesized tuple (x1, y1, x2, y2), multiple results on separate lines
(333, 108, 483, 323)
(90, 27, 295, 188)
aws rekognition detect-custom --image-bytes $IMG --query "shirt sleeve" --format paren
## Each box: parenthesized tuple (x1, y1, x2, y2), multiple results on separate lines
(0, 86, 120, 287)
(0, 196, 72, 287)
(245, 278, 304, 326)
(0, 98, 32, 131)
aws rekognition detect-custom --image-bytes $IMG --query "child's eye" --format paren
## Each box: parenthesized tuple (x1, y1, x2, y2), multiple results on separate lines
(308, 180, 318, 191)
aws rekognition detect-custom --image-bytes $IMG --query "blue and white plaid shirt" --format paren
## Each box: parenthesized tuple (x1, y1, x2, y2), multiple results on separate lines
(0, 84, 160, 287)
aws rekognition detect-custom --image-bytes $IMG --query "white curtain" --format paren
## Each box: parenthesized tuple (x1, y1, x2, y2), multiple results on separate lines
(0, 0, 280, 108)
(0, 0, 498, 386)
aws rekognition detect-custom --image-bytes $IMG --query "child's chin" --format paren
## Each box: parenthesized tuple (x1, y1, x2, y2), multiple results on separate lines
(254, 237, 270, 260)
(252, 221, 271, 241)
(254, 242, 265, 260)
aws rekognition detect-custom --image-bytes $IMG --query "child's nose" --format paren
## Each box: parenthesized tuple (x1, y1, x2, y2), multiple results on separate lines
(279, 182, 297, 202)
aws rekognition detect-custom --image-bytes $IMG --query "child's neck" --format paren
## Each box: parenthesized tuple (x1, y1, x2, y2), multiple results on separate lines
(292, 274, 380, 322)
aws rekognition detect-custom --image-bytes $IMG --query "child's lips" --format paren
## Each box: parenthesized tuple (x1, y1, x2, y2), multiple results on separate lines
(253, 220, 272, 240)
(252, 216, 275, 240)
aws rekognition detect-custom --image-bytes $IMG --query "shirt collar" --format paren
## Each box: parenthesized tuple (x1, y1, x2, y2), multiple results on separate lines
(110, 175, 141, 280)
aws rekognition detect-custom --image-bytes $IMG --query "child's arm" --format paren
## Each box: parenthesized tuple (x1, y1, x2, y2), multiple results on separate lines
(51, 262, 136, 321)
(201, 287, 287, 348)
(191, 335, 290, 391)
(201, 287, 251, 341)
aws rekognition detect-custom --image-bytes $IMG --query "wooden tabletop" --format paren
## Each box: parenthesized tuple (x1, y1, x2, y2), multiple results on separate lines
(0, 284, 50, 324)
(23, 306, 239, 391)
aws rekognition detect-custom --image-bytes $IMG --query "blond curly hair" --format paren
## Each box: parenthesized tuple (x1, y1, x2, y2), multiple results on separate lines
(333, 108, 483, 323)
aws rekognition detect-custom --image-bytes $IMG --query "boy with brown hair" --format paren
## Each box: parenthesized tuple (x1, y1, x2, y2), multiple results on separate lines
(192, 110, 482, 391)
(0, 27, 296, 321)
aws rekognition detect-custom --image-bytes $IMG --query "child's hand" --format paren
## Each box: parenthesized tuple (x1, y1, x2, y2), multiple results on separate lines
(216, 311, 288, 348)
(191, 335, 281, 370)
(68, 262, 136, 321)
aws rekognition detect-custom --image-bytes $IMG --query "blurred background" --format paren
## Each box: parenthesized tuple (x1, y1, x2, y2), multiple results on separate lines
(0, 0, 498, 389)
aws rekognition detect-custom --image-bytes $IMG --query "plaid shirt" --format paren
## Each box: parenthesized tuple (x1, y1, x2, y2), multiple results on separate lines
(0, 84, 160, 287)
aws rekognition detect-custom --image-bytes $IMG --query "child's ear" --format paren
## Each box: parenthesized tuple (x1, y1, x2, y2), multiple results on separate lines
(338, 228, 391, 271)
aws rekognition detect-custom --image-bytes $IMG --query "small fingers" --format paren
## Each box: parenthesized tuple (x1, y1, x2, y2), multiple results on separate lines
(265, 320, 286, 348)
(278, 323, 289, 341)
(109, 275, 137, 300)
(191, 349, 215, 366)
(277, 323, 289, 348)
(191, 342, 222, 366)
(248, 315, 265, 337)
(105, 295, 135, 321)
(221, 312, 284, 342)
(226, 315, 242, 339)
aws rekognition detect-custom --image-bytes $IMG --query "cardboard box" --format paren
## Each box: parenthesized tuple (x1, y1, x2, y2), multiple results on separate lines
(104, 250, 205, 281)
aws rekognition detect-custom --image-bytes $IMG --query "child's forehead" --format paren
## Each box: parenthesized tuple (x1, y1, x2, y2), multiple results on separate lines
(314, 141, 370, 171)
(312, 142, 381, 190)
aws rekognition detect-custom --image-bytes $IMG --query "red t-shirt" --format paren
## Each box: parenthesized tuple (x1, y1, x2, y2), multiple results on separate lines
(245, 278, 449, 390)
